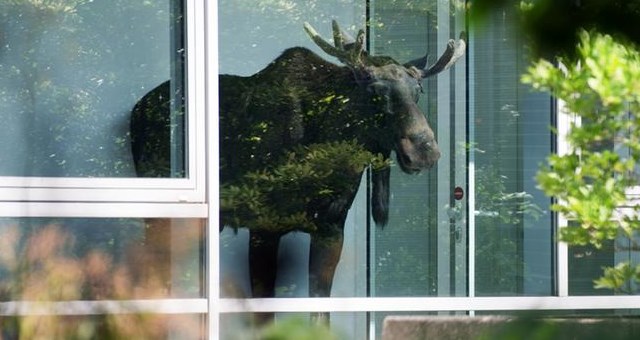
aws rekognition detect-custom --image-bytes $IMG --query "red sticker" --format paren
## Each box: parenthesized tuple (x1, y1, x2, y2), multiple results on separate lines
(453, 186, 464, 200)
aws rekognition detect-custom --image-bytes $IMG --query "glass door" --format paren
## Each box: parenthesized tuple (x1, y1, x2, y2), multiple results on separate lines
(469, 5, 554, 297)
(217, 0, 468, 338)
(366, 1, 468, 335)
(367, 0, 468, 299)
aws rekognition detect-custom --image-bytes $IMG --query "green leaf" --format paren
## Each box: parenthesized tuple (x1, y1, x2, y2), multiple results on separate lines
(530, 31, 640, 292)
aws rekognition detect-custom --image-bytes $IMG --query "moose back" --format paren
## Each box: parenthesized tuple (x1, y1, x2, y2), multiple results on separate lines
(130, 21, 465, 319)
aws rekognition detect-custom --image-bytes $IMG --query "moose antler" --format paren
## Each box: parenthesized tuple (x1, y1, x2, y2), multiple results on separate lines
(305, 21, 466, 73)
(417, 32, 467, 78)
(304, 20, 366, 67)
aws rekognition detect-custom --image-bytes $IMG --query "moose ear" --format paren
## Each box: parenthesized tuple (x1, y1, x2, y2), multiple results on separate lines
(404, 32, 467, 78)
(404, 54, 430, 70)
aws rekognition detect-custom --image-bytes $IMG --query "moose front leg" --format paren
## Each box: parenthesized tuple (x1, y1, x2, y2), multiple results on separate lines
(249, 230, 281, 325)
(308, 230, 344, 323)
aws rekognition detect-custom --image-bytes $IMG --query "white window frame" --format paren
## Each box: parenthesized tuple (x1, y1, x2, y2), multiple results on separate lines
(0, 0, 209, 334)
(0, 0, 207, 204)
(556, 93, 572, 297)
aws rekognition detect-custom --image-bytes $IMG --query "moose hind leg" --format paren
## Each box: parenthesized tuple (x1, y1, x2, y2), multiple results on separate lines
(249, 231, 280, 325)
(309, 231, 344, 323)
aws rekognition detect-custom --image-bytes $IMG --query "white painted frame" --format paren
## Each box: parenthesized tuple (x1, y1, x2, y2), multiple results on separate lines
(0, 0, 211, 334)
(0, 0, 207, 204)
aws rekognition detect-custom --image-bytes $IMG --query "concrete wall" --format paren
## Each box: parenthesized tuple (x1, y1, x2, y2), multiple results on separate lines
(382, 316, 640, 340)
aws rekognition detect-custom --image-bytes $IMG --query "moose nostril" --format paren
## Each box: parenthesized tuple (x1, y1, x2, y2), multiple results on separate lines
(399, 151, 412, 165)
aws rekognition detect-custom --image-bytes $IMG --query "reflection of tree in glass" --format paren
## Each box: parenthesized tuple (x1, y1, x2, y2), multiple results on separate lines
(222, 140, 387, 233)
(0, 224, 202, 338)
(0, 0, 174, 176)
(475, 165, 544, 225)
(474, 164, 544, 295)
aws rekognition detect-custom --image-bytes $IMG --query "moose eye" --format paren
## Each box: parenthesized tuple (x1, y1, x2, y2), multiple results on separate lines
(367, 82, 390, 97)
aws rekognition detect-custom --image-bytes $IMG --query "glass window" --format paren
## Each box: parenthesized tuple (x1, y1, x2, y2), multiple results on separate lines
(565, 116, 640, 295)
(218, 0, 556, 327)
(470, 6, 554, 296)
(0, 218, 204, 301)
(367, 0, 467, 299)
(220, 313, 366, 340)
(219, 0, 468, 306)
(0, 0, 186, 178)
(218, 1, 373, 297)
(211, 0, 640, 337)
(0, 314, 204, 339)
(567, 226, 640, 296)
(0, 1, 206, 338)
(569, 241, 617, 296)
(218, 0, 371, 303)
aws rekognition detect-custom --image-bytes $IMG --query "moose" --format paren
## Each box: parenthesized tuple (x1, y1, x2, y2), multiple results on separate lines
(130, 21, 465, 322)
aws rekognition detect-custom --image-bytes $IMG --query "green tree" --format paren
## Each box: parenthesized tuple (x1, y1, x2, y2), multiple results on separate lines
(0, 0, 174, 177)
(524, 31, 640, 292)
(221, 140, 388, 234)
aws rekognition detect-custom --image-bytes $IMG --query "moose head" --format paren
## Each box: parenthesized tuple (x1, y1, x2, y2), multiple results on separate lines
(304, 20, 466, 173)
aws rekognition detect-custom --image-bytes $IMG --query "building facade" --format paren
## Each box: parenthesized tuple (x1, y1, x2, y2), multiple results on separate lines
(0, 0, 638, 339)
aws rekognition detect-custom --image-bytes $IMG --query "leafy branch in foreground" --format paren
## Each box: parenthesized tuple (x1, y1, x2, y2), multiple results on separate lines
(523, 31, 640, 291)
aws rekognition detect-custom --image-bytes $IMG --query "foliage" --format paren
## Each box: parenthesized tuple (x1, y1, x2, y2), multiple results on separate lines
(221, 140, 388, 233)
(476, 165, 544, 225)
(0, 0, 89, 14)
(523, 31, 640, 291)
(470, 0, 640, 58)
(258, 317, 339, 340)
(594, 262, 640, 294)
(0, 0, 174, 177)
(0, 224, 202, 338)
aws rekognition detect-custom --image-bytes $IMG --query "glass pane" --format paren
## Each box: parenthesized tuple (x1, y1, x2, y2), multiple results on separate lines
(218, 0, 371, 302)
(0, 314, 203, 339)
(220, 312, 366, 340)
(368, 0, 467, 298)
(569, 241, 616, 295)
(471, 5, 554, 296)
(219, 0, 467, 304)
(567, 117, 640, 296)
(0, 218, 204, 300)
(0, 0, 185, 177)
(568, 230, 640, 295)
